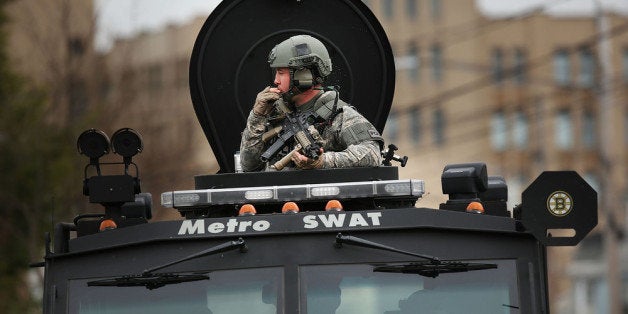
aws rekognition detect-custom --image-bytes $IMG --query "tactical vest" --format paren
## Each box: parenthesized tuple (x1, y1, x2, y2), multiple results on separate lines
(312, 91, 384, 148)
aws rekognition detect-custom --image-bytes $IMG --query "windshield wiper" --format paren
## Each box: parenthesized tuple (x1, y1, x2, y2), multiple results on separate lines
(335, 233, 440, 264)
(87, 272, 210, 290)
(373, 261, 497, 278)
(87, 238, 247, 289)
(143, 237, 247, 275)
(334, 233, 496, 278)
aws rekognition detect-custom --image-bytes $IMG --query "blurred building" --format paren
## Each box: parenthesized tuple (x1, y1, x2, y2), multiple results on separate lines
(101, 18, 217, 220)
(368, 0, 628, 313)
(5, 0, 97, 125)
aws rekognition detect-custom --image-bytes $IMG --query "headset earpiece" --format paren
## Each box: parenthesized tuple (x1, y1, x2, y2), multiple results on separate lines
(293, 68, 315, 89)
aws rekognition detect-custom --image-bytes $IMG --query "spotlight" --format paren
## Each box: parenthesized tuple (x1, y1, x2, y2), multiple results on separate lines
(111, 128, 143, 158)
(77, 129, 110, 160)
(76, 127, 146, 228)
(439, 162, 488, 213)
(441, 163, 488, 198)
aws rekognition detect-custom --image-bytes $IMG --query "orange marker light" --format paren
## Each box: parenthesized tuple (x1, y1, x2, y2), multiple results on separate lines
(466, 201, 485, 214)
(282, 202, 300, 214)
(99, 219, 117, 231)
(239, 204, 257, 216)
(325, 200, 343, 211)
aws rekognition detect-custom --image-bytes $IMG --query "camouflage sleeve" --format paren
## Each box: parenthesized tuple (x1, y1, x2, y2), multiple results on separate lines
(322, 140, 382, 168)
(239, 110, 268, 172)
(321, 106, 383, 168)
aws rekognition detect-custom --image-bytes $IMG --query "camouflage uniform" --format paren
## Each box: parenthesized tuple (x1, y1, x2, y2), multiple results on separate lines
(240, 90, 383, 172)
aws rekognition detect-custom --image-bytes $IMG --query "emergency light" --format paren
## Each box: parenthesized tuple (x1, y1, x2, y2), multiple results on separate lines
(161, 179, 424, 209)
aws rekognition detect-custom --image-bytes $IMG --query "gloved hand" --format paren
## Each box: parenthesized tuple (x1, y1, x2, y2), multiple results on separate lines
(253, 86, 281, 116)
(291, 149, 324, 170)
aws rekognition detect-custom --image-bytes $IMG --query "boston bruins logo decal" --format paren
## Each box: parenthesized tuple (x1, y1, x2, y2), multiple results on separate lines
(547, 191, 573, 217)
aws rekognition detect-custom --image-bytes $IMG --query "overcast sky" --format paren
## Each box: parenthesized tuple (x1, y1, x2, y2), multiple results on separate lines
(95, 0, 628, 51)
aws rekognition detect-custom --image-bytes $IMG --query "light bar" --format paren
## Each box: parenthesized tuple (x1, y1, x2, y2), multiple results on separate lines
(244, 189, 274, 200)
(161, 179, 424, 209)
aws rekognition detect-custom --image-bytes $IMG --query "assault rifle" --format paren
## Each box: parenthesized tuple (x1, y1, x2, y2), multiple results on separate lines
(260, 98, 323, 170)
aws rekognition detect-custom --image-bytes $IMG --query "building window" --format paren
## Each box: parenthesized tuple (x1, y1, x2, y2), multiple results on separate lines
(386, 111, 398, 142)
(69, 79, 88, 118)
(121, 69, 136, 92)
(68, 37, 85, 57)
(431, 0, 441, 19)
(406, 0, 417, 19)
(625, 109, 628, 146)
(148, 65, 162, 90)
(409, 107, 421, 143)
(394, 42, 419, 81)
(623, 48, 628, 83)
(492, 48, 504, 85)
(513, 110, 529, 149)
(176, 59, 189, 88)
(433, 107, 445, 145)
(408, 43, 419, 82)
(555, 109, 573, 149)
(99, 80, 112, 100)
(554, 49, 571, 86)
(578, 48, 595, 88)
(514, 48, 526, 84)
(431, 44, 442, 82)
(582, 110, 596, 149)
(491, 111, 507, 151)
(383, 0, 393, 19)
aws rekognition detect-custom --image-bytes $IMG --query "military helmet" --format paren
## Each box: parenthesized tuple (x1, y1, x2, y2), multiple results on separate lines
(268, 35, 332, 78)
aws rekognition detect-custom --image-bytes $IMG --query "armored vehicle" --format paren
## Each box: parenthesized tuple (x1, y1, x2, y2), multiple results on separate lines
(39, 1, 597, 313)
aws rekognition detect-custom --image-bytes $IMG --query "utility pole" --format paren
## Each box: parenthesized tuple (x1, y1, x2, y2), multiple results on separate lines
(594, 0, 622, 313)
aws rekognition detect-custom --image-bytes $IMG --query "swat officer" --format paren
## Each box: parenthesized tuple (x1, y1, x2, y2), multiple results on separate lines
(240, 34, 383, 171)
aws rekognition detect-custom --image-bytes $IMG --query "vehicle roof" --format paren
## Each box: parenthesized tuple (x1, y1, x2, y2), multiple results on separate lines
(65, 208, 518, 255)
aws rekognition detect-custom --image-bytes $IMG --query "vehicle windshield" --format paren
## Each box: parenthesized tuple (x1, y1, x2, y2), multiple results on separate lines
(68, 260, 518, 314)
(300, 260, 519, 314)
(69, 267, 283, 314)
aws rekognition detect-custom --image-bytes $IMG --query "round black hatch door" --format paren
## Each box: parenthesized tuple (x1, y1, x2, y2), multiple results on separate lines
(190, 0, 395, 173)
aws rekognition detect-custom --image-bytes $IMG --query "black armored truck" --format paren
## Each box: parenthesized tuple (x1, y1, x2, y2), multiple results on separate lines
(40, 1, 598, 313)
